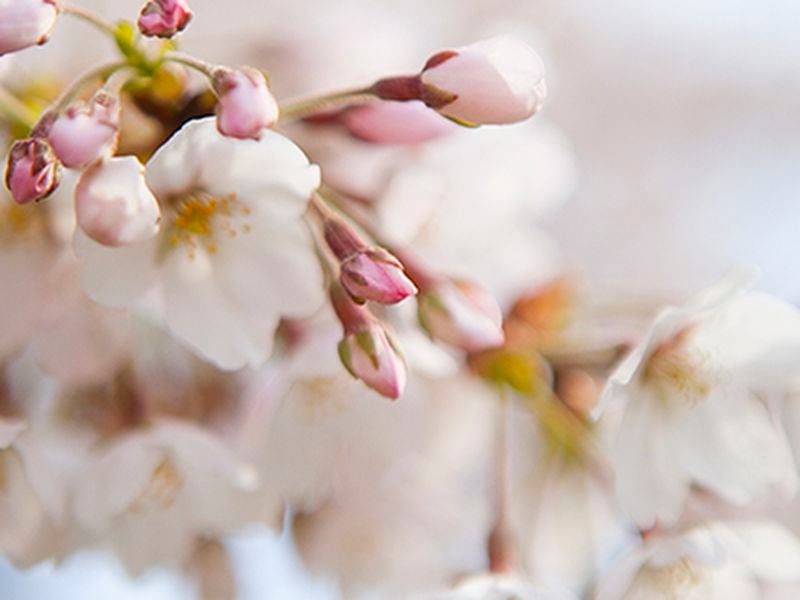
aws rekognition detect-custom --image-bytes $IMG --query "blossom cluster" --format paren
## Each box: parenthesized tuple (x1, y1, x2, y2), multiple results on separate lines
(0, 1, 799, 599)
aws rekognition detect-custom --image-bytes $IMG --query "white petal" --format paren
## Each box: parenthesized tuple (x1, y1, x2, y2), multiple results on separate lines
(147, 117, 320, 219)
(73, 228, 160, 307)
(0, 450, 60, 568)
(595, 545, 654, 600)
(214, 215, 324, 319)
(730, 521, 800, 582)
(161, 249, 275, 370)
(153, 420, 259, 491)
(613, 388, 690, 528)
(694, 291, 800, 392)
(594, 307, 688, 419)
(73, 433, 166, 531)
(672, 383, 795, 505)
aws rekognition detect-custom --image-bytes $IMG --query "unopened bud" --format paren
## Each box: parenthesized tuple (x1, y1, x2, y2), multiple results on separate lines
(420, 36, 546, 125)
(137, 0, 192, 38)
(0, 0, 59, 56)
(46, 92, 119, 168)
(340, 248, 418, 305)
(331, 284, 406, 399)
(213, 67, 278, 140)
(322, 211, 416, 305)
(372, 35, 546, 126)
(418, 279, 504, 352)
(4, 137, 61, 204)
(75, 156, 161, 246)
(342, 100, 456, 145)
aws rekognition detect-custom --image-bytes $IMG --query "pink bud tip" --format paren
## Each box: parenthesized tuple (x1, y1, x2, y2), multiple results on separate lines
(213, 68, 279, 140)
(420, 35, 546, 125)
(330, 283, 407, 399)
(342, 101, 457, 145)
(0, 0, 59, 56)
(75, 156, 161, 247)
(137, 0, 191, 38)
(340, 248, 418, 305)
(338, 324, 407, 400)
(46, 92, 119, 169)
(418, 279, 505, 352)
(4, 137, 61, 204)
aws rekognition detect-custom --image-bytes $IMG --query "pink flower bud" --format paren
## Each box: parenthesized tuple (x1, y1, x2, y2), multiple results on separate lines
(339, 324, 407, 400)
(75, 156, 161, 246)
(331, 284, 406, 399)
(340, 248, 418, 305)
(342, 100, 456, 145)
(419, 35, 546, 125)
(0, 0, 58, 56)
(418, 279, 505, 352)
(4, 137, 61, 204)
(213, 68, 279, 140)
(46, 92, 119, 169)
(137, 0, 192, 38)
(322, 211, 416, 305)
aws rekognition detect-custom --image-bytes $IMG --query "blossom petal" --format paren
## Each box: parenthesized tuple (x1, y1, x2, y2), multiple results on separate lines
(613, 388, 690, 528)
(146, 117, 320, 219)
(154, 420, 259, 491)
(74, 228, 160, 308)
(672, 384, 796, 505)
(161, 248, 276, 370)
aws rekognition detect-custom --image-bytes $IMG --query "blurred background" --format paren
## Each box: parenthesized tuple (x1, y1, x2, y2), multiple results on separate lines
(2, 0, 799, 597)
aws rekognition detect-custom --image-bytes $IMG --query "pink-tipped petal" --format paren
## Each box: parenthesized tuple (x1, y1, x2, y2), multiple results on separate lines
(4, 138, 61, 204)
(340, 248, 417, 305)
(137, 0, 191, 38)
(214, 68, 279, 140)
(339, 326, 407, 399)
(0, 0, 58, 56)
(47, 92, 119, 169)
(420, 35, 546, 125)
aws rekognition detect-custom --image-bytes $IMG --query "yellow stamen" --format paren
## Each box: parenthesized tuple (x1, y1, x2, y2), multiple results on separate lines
(644, 331, 713, 405)
(165, 192, 251, 259)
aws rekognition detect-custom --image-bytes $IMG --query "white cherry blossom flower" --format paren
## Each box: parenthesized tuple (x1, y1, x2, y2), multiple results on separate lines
(234, 315, 496, 594)
(72, 418, 259, 575)
(596, 520, 800, 600)
(596, 275, 800, 529)
(75, 117, 324, 370)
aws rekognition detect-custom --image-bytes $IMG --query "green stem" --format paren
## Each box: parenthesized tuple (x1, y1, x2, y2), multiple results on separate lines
(0, 87, 38, 132)
(53, 62, 129, 113)
(279, 87, 377, 121)
(317, 186, 378, 240)
(61, 3, 118, 37)
(316, 186, 439, 289)
(162, 52, 217, 80)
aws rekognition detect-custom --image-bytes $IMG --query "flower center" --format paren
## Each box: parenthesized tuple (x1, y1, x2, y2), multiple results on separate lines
(300, 378, 352, 422)
(130, 457, 183, 513)
(634, 559, 709, 598)
(644, 332, 714, 406)
(166, 191, 251, 259)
